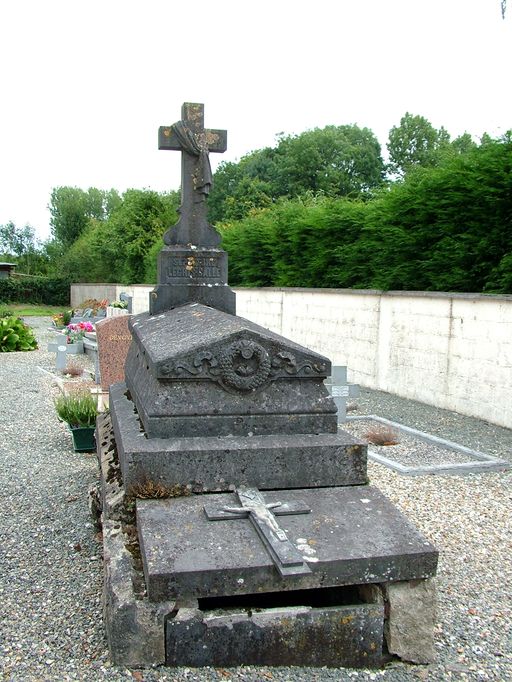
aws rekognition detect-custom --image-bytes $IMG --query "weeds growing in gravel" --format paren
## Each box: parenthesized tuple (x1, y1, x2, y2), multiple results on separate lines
(364, 425, 400, 446)
(62, 363, 83, 377)
(127, 479, 192, 500)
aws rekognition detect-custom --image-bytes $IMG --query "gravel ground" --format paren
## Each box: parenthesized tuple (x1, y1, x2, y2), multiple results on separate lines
(1, 317, 511, 682)
(343, 419, 498, 467)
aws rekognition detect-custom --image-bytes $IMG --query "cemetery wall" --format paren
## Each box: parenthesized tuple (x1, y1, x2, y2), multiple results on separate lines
(70, 284, 512, 428)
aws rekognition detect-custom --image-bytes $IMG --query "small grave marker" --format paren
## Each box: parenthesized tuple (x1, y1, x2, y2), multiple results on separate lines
(325, 366, 360, 423)
(119, 292, 133, 313)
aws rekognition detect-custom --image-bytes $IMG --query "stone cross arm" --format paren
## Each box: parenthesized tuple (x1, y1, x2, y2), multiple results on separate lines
(158, 102, 227, 153)
(159, 126, 227, 153)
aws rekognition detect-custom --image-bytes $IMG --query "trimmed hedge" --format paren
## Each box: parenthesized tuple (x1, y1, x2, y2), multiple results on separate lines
(0, 276, 72, 305)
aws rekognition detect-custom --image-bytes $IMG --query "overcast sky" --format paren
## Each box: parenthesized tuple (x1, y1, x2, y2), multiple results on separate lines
(1, 0, 510, 241)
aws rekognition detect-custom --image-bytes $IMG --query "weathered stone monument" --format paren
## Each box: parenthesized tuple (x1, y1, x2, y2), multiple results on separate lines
(150, 102, 235, 316)
(98, 103, 437, 669)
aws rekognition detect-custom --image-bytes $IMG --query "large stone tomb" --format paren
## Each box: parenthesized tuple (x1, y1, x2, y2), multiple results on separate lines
(104, 302, 438, 669)
(100, 101, 437, 670)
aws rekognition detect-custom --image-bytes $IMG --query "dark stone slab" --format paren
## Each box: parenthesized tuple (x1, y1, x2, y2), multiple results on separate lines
(166, 603, 384, 668)
(126, 304, 336, 438)
(110, 382, 367, 492)
(137, 486, 438, 602)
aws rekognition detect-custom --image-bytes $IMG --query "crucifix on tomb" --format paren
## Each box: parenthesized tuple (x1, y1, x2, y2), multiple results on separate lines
(204, 487, 313, 577)
(159, 102, 227, 247)
(150, 102, 235, 316)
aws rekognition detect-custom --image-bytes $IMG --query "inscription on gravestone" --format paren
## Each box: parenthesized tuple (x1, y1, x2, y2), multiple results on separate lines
(165, 255, 221, 281)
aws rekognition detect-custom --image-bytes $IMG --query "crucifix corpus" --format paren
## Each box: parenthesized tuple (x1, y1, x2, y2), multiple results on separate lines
(204, 487, 313, 577)
(159, 102, 227, 247)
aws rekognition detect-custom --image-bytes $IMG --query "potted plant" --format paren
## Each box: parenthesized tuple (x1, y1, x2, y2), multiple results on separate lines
(51, 310, 73, 329)
(0, 315, 38, 352)
(106, 299, 129, 317)
(54, 392, 100, 452)
(65, 321, 94, 354)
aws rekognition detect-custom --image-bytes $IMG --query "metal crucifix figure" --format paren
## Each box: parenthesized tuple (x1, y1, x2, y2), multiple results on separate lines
(158, 102, 227, 248)
(204, 487, 313, 577)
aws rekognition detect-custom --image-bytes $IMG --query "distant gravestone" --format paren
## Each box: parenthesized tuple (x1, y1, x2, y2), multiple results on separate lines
(95, 316, 132, 390)
(325, 366, 361, 423)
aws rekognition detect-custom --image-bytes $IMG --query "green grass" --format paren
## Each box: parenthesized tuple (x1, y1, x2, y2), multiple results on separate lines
(1, 303, 67, 317)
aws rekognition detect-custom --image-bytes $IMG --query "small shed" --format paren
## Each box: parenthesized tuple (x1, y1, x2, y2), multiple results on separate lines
(0, 263, 16, 279)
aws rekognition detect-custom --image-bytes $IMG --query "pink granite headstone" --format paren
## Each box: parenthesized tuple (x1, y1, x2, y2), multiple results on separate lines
(95, 315, 132, 390)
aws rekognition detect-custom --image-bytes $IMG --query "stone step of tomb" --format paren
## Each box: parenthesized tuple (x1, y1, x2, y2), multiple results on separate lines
(109, 382, 368, 492)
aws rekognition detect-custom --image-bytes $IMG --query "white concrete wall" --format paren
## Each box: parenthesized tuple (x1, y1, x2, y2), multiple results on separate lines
(71, 283, 119, 307)
(70, 284, 512, 428)
(236, 288, 512, 430)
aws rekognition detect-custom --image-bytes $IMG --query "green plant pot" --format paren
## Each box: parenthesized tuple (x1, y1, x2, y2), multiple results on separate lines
(69, 425, 96, 452)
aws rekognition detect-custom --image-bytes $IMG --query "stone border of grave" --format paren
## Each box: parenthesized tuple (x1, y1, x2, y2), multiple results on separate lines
(346, 414, 510, 475)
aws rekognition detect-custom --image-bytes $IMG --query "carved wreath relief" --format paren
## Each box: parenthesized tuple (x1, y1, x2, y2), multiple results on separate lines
(159, 339, 327, 394)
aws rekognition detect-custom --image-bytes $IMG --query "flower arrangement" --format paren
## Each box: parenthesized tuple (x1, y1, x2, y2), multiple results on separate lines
(52, 310, 73, 328)
(66, 321, 94, 344)
(109, 300, 128, 309)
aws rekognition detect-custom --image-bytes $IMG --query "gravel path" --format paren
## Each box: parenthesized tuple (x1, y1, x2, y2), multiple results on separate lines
(1, 318, 511, 682)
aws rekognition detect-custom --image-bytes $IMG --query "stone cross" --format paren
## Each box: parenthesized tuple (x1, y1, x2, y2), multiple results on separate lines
(204, 487, 312, 577)
(159, 102, 227, 247)
(325, 366, 360, 423)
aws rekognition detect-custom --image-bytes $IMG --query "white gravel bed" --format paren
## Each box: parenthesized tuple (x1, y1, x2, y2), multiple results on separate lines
(343, 418, 483, 467)
(0, 317, 511, 682)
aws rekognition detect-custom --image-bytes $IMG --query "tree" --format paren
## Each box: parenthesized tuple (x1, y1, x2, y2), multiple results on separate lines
(0, 221, 44, 274)
(49, 186, 121, 245)
(220, 133, 512, 294)
(210, 125, 385, 224)
(387, 113, 451, 178)
(0, 221, 35, 257)
(451, 133, 477, 155)
(208, 150, 278, 223)
(56, 189, 180, 284)
(274, 125, 385, 198)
